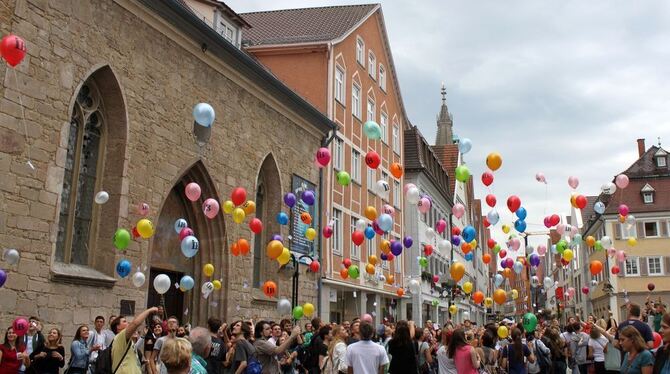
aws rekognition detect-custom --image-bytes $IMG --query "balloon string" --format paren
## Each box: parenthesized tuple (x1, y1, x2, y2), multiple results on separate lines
(10, 68, 34, 169)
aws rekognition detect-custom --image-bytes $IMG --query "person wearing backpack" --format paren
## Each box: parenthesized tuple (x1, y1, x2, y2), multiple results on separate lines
(527, 332, 551, 374)
(104, 307, 159, 374)
(569, 323, 592, 374)
(230, 321, 258, 374)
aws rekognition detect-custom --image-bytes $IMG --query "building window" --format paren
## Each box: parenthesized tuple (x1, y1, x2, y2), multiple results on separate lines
(381, 171, 389, 201)
(332, 208, 342, 255)
(367, 235, 376, 262)
(648, 257, 663, 275)
(333, 137, 343, 170)
(356, 37, 365, 66)
(368, 51, 376, 79)
(380, 112, 388, 143)
(367, 98, 375, 122)
(392, 124, 400, 154)
(351, 150, 361, 182)
(335, 66, 345, 104)
(379, 64, 386, 91)
(352, 83, 361, 119)
(367, 168, 376, 193)
(56, 80, 105, 265)
(645, 221, 659, 237)
(393, 180, 401, 208)
(351, 216, 360, 260)
(657, 156, 667, 167)
(643, 192, 654, 204)
(619, 222, 637, 239)
(625, 257, 639, 276)
(217, 19, 237, 45)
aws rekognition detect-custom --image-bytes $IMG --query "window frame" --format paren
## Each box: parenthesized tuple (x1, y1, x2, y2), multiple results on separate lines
(351, 149, 361, 183)
(657, 156, 667, 167)
(367, 97, 376, 123)
(625, 257, 640, 276)
(379, 64, 386, 91)
(368, 51, 376, 80)
(643, 192, 654, 204)
(332, 208, 343, 255)
(333, 137, 344, 170)
(648, 257, 663, 276)
(381, 171, 389, 202)
(335, 65, 345, 104)
(351, 216, 360, 260)
(392, 124, 400, 154)
(352, 82, 362, 119)
(644, 221, 660, 238)
(380, 112, 388, 144)
(356, 37, 365, 67)
(367, 167, 376, 193)
(393, 180, 401, 208)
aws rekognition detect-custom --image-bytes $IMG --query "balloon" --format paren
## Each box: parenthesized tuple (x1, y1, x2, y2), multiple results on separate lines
(522, 313, 538, 332)
(615, 174, 629, 189)
(537, 244, 547, 256)
(449, 304, 457, 315)
(452, 235, 461, 246)
(511, 289, 519, 300)
(365, 151, 381, 169)
(376, 180, 390, 196)
(507, 196, 521, 213)
(436, 219, 447, 234)
(181, 236, 199, 258)
(424, 244, 434, 256)
(453, 203, 466, 219)
(179, 227, 194, 241)
(3, 249, 19, 265)
(390, 241, 403, 256)
(12, 317, 29, 337)
(601, 236, 613, 248)
(482, 253, 492, 264)
(418, 197, 431, 214)
(0, 35, 27, 67)
(529, 253, 540, 267)
(485, 194, 497, 208)
(179, 275, 195, 291)
(185, 182, 201, 201)
(316, 147, 331, 166)
(283, 193, 297, 208)
(378, 214, 393, 232)
(589, 260, 603, 275)
(550, 214, 560, 226)
(322, 224, 334, 238)
(303, 302, 315, 317)
(535, 172, 546, 184)
(242, 200, 256, 215)
(408, 279, 421, 294)
(450, 263, 465, 282)
(364, 206, 378, 220)
(502, 224, 510, 234)
(93, 191, 110, 205)
(406, 187, 420, 204)
(353, 219, 366, 233)
(463, 281, 473, 294)
(396, 288, 405, 297)
(486, 210, 500, 226)
(136, 219, 154, 239)
(193, 103, 215, 127)
(116, 260, 131, 278)
(364, 226, 375, 240)
(363, 121, 382, 139)
(513, 261, 523, 274)
(562, 249, 574, 262)
(173, 219, 188, 234)
(301, 190, 316, 206)
(200, 263, 214, 278)
(153, 274, 171, 294)
(486, 152, 503, 171)
(305, 228, 317, 241)
(481, 171, 494, 187)
(452, 226, 462, 236)
(263, 281, 277, 297)
(343, 258, 352, 268)
(455, 165, 470, 182)
(458, 138, 472, 154)
(211, 280, 221, 290)
(432, 275, 440, 283)
(277, 298, 292, 315)
(649, 283, 656, 291)
(352, 231, 364, 246)
(473, 291, 484, 304)
(568, 176, 579, 189)
(497, 326, 509, 339)
(581, 286, 590, 295)
(131, 271, 145, 288)
(203, 198, 220, 219)
(113, 229, 131, 250)
(575, 195, 588, 209)
(493, 289, 507, 305)
(403, 236, 414, 249)
(339, 268, 349, 279)
(419, 257, 429, 268)
(601, 182, 617, 195)
(462, 226, 476, 243)
(390, 162, 404, 178)
(277, 248, 291, 265)
(277, 212, 289, 225)
(618, 204, 629, 217)
(249, 218, 263, 234)
(594, 201, 606, 214)
(514, 220, 527, 233)
(348, 265, 360, 279)
(438, 239, 452, 253)
(336, 171, 351, 186)
(300, 212, 312, 225)
(201, 282, 214, 298)
(654, 332, 662, 349)
(612, 265, 620, 275)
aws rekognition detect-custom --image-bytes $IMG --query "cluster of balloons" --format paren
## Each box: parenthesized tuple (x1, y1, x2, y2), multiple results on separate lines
(266, 240, 292, 266)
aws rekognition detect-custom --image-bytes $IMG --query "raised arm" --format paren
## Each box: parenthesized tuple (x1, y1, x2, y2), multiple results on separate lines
(126, 307, 159, 342)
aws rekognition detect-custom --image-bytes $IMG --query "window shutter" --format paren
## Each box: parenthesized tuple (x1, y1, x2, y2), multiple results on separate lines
(637, 222, 646, 238)
(665, 257, 670, 275)
(618, 262, 625, 278)
(660, 220, 669, 237)
(614, 223, 622, 240)
(640, 258, 648, 276)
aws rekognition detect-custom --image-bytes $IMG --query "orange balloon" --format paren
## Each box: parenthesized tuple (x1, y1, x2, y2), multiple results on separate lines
(266, 240, 283, 259)
(364, 206, 378, 221)
(340, 268, 349, 279)
(390, 163, 404, 178)
(396, 288, 405, 297)
(365, 263, 375, 275)
(486, 152, 503, 171)
(262, 281, 277, 297)
(386, 274, 394, 285)
(590, 260, 603, 275)
(472, 291, 485, 304)
(368, 255, 378, 266)
(618, 214, 626, 223)
(301, 212, 312, 224)
(380, 240, 391, 254)
(237, 239, 250, 255)
(585, 236, 596, 248)
(461, 242, 472, 254)
(482, 253, 492, 264)
(503, 268, 513, 279)
(493, 288, 506, 305)
(450, 263, 465, 282)
(231, 242, 240, 256)
(570, 194, 578, 208)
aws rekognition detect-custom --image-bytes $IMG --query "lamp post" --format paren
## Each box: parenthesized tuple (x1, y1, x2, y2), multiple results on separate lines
(290, 253, 314, 322)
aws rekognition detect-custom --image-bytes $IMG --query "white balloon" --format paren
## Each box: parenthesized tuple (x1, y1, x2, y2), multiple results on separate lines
(201, 281, 214, 298)
(625, 215, 636, 227)
(132, 272, 146, 288)
(601, 182, 616, 195)
(378, 274, 386, 283)
(494, 273, 504, 287)
(462, 311, 471, 321)
(408, 279, 421, 294)
(376, 180, 390, 196)
(601, 236, 613, 248)
(487, 210, 500, 226)
(406, 187, 420, 204)
(3, 248, 20, 265)
(153, 274, 171, 295)
(94, 191, 109, 204)
(438, 239, 452, 253)
(543, 277, 553, 289)
(277, 298, 292, 315)
(355, 219, 368, 233)
(174, 218, 188, 234)
(425, 228, 436, 240)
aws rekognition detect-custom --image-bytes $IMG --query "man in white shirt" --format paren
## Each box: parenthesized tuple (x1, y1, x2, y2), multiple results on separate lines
(345, 322, 389, 374)
(88, 315, 115, 370)
(154, 315, 179, 374)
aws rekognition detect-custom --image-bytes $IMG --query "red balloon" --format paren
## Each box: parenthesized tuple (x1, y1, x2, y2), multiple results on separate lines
(322, 226, 333, 238)
(452, 226, 461, 236)
(249, 218, 263, 234)
(352, 231, 364, 246)
(131, 226, 141, 239)
(179, 227, 194, 241)
(561, 258, 569, 266)
(481, 171, 494, 187)
(654, 332, 662, 349)
(483, 217, 490, 228)
(648, 283, 656, 291)
(507, 195, 521, 213)
(231, 187, 247, 206)
(611, 265, 620, 275)
(550, 214, 560, 226)
(365, 151, 381, 169)
(499, 249, 507, 259)
(581, 286, 590, 295)
(543, 216, 552, 228)
(343, 258, 352, 268)
(0, 35, 27, 67)
(485, 194, 497, 208)
(504, 258, 514, 269)
(386, 252, 395, 261)
(487, 239, 496, 249)
(423, 244, 433, 256)
(575, 195, 588, 209)
(309, 261, 321, 273)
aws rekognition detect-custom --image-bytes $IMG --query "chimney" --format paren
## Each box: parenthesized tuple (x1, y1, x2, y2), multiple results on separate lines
(637, 138, 646, 157)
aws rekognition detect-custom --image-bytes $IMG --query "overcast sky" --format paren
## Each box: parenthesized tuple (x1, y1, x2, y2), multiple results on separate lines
(228, 0, 670, 246)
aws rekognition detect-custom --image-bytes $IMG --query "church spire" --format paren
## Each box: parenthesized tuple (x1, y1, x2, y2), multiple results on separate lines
(435, 82, 454, 145)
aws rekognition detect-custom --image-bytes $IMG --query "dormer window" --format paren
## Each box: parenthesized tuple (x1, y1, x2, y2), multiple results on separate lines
(654, 148, 668, 167)
(641, 183, 655, 204)
(218, 18, 239, 46)
(657, 156, 667, 167)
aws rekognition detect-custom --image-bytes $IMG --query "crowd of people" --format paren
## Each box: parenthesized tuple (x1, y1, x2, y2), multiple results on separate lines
(2, 300, 670, 374)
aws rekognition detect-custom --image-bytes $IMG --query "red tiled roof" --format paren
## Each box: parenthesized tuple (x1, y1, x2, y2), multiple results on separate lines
(240, 4, 378, 46)
(431, 144, 459, 196)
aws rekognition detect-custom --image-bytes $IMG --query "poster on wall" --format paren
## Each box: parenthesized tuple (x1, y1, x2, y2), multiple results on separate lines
(289, 174, 318, 260)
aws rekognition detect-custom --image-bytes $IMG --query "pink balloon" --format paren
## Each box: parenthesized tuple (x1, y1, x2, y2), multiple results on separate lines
(404, 183, 416, 194)
(433, 275, 440, 283)
(556, 224, 566, 235)
(202, 198, 220, 219)
(316, 147, 331, 167)
(418, 197, 431, 214)
(185, 182, 202, 202)
(138, 203, 150, 217)
(535, 172, 546, 184)
(361, 313, 373, 324)
(453, 203, 465, 219)
(179, 227, 194, 241)
(568, 287, 576, 297)
(615, 174, 629, 189)
(568, 176, 579, 189)
(607, 247, 617, 257)
(616, 249, 626, 262)
(509, 238, 521, 251)
(537, 244, 547, 256)
(436, 219, 447, 234)
(618, 204, 629, 217)
(12, 317, 29, 337)
(382, 204, 395, 216)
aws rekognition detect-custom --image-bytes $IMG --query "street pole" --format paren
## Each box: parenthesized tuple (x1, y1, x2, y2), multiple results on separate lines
(290, 253, 314, 323)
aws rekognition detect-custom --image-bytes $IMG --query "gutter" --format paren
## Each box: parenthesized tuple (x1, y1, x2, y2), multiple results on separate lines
(317, 129, 337, 317)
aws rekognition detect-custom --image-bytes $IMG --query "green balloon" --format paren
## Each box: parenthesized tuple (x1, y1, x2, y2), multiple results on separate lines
(493, 244, 501, 254)
(292, 306, 304, 319)
(337, 171, 351, 186)
(594, 240, 603, 251)
(348, 265, 360, 279)
(114, 228, 131, 250)
(455, 165, 470, 182)
(419, 257, 428, 268)
(522, 312, 538, 332)
(363, 121, 381, 140)
(556, 239, 568, 254)
(432, 299, 439, 307)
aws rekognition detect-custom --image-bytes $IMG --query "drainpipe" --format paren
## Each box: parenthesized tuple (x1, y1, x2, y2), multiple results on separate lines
(317, 130, 337, 315)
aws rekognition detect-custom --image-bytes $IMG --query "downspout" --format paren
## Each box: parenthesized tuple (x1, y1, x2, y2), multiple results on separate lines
(317, 129, 337, 315)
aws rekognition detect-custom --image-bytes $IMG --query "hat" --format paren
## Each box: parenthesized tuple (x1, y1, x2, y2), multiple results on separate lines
(501, 318, 514, 325)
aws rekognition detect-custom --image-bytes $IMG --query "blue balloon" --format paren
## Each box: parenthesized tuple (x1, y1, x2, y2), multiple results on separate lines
(116, 260, 131, 278)
(193, 103, 215, 127)
(378, 214, 393, 232)
(458, 138, 472, 154)
(465, 252, 474, 261)
(277, 212, 289, 225)
(364, 226, 375, 239)
(515, 207, 527, 221)
(179, 275, 195, 291)
(594, 201, 606, 215)
(462, 226, 476, 243)
(181, 236, 200, 258)
(514, 219, 527, 233)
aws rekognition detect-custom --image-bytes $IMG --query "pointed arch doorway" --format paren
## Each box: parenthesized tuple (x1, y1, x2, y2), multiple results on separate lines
(148, 160, 228, 325)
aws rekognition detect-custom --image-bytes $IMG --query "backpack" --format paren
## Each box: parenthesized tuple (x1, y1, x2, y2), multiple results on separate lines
(571, 335, 588, 365)
(245, 357, 262, 374)
(534, 340, 551, 371)
(94, 339, 131, 374)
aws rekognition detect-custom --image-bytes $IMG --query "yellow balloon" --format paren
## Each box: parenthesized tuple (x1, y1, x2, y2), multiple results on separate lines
(627, 237, 637, 247)
(212, 280, 222, 290)
(484, 297, 493, 308)
(242, 200, 256, 215)
(502, 224, 510, 234)
(223, 200, 235, 214)
(450, 262, 465, 282)
(364, 206, 378, 221)
(562, 249, 574, 262)
(618, 214, 626, 223)
(266, 240, 283, 259)
(203, 263, 215, 277)
(511, 289, 519, 300)
(137, 219, 154, 239)
(232, 208, 246, 224)
(470, 239, 477, 249)
(449, 304, 457, 315)
(486, 152, 503, 171)
(368, 255, 378, 266)
(277, 248, 291, 265)
(305, 228, 317, 241)
(462, 281, 473, 294)
(497, 325, 509, 339)
(380, 240, 391, 254)
(570, 194, 578, 209)
(303, 302, 315, 317)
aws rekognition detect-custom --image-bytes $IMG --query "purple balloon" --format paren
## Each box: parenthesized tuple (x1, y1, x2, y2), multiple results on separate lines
(403, 236, 413, 249)
(272, 234, 283, 242)
(529, 253, 541, 267)
(380, 253, 388, 261)
(0, 269, 6, 288)
(284, 193, 296, 208)
(301, 190, 315, 206)
(451, 235, 461, 246)
(500, 260, 507, 269)
(390, 241, 403, 256)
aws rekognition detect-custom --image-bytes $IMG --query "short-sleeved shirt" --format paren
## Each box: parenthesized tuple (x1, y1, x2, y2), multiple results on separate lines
(207, 336, 226, 374)
(233, 339, 256, 372)
(112, 329, 141, 374)
(345, 340, 389, 374)
(502, 344, 531, 374)
(254, 338, 280, 374)
(587, 336, 609, 362)
(616, 320, 654, 344)
(620, 350, 654, 374)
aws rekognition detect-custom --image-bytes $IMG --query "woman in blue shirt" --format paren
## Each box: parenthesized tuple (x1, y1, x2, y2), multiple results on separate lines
(619, 326, 653, 374)
(68, 325, 99, 373)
